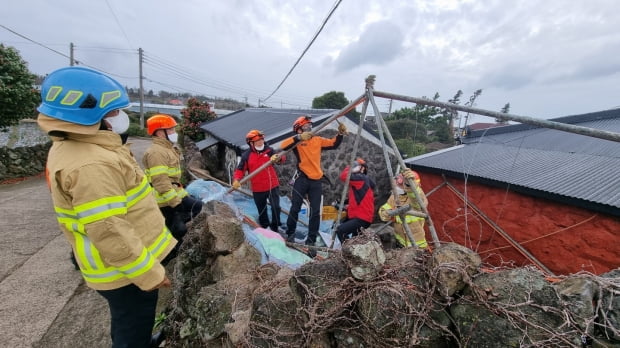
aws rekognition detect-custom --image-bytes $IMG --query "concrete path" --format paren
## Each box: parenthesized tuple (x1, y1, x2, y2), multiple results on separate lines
(0, 137, 159, 347)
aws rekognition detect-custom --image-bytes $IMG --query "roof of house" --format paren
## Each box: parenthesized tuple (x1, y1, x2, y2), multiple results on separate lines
(466, 122, 505, 131)
(405, 108, 620, 215)
(198, 107, 382, 153)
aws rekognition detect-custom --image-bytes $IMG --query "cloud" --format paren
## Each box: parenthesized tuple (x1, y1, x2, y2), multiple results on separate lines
(332, 21, 404, 73)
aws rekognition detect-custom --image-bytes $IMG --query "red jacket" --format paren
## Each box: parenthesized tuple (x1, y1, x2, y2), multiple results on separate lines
(234, 146, 283, 192)
(340, 166, 375, 223)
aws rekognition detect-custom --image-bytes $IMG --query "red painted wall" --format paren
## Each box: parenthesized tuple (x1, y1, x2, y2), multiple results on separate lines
(421, 174, 619, 275)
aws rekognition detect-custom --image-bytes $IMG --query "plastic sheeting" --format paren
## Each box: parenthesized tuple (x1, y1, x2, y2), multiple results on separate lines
(186, 179, 341, 268)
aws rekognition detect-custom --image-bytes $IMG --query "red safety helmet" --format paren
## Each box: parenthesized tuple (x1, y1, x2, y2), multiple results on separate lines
(245, 129, 265, 144)
(293, 115, 312, 133)
(147, 114, 177, 135)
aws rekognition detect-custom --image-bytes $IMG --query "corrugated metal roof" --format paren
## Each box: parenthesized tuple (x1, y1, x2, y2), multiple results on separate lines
(406, 108, 620, 212)
(199, 108, 337, 152)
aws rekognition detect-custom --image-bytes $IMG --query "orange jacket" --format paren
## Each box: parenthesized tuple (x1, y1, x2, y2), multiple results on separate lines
(280, 133, 343, 180)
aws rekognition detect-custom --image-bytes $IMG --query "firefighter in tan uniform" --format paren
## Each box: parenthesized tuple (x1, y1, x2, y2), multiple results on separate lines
(379, 169, 429, 248)
(37, 66, 175, 347)
(143, 114, 202, 260)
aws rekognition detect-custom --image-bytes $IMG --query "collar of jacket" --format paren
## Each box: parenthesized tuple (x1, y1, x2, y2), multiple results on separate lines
(64, 130, 124, 148)
(152, 136, 174, 148)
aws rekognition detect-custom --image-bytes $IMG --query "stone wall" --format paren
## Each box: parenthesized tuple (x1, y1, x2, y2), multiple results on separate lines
(277, 130, 397, 222)
(0, 120, 51, 181)
(213, 129, 398, 222)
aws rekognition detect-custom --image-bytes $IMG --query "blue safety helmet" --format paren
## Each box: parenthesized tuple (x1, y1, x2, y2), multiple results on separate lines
(37, 66, 130, 125)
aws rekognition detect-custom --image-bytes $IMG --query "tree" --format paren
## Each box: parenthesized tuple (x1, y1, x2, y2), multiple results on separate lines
(312, 90, 360, 118)
(385, 119, 428, 143)
(497, 103, 510, 124)
(394, 138, 426, 158)
(180, 98, 216, 141)
(312, 91, 348, 109)
(0, 44, 40, 129)
(388, 94, 440, 125)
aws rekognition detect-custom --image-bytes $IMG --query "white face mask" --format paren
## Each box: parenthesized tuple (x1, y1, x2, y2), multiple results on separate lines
(254, 144, 265, 151)
(167, 133, 178, 143)
(395, 187, 405, 195)
(105, 110, 130, 134)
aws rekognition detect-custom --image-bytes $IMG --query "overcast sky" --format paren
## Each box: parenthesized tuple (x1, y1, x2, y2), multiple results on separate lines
(2, 0, 619, 124)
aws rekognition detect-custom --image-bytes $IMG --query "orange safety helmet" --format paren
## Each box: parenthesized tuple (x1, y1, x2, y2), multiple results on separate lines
(146, 114, 177, 135)
(292, 115, 312, 133)
(245, 129, 265, 144)
(355, 158, 368, 173)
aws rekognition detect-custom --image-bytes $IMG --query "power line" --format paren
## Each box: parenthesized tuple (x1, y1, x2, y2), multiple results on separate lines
(1, 24, 315, 109)
(0, 24, 138, 80)
(0, 24, 71, 60)
(144, 52, 313, 104)
(143, 52, 313, 107)
(262, 0, 343, 103)
(75, 46, 136, 53)
(104, 0, 134, 48)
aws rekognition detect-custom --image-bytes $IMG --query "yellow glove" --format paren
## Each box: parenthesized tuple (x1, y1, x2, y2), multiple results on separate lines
(299, 132, 313, 141)
(338, 122, 347, 134)
(232, 180, 241, 189)
(402, 169, 415, 180)
(270, 154, 281, 163)
(378, 208, 392, 222)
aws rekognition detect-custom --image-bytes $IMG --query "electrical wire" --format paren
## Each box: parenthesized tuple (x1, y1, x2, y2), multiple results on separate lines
(144, 52, 313, 107)
(1, 24, 315, 109)
(262, 0, 343, 103)
(104, 0, 134, 48)
(0, 24, 72, 61)
(0, 24, 137, 80)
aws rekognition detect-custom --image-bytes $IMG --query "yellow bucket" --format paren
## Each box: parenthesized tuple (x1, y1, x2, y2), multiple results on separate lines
(321, 205, 346, 221)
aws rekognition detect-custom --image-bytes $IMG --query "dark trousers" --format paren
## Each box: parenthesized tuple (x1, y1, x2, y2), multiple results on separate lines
(336, 218, 371, 243)
(253, 186, 281, 231)
(286, 175, 323, 244)
(161, 196, 203, 243)
(97, 284, 159, 348)
(160, 196, 203, 264)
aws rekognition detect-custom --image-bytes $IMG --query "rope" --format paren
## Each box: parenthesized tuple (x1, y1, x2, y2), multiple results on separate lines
(479, 214, 598, 254)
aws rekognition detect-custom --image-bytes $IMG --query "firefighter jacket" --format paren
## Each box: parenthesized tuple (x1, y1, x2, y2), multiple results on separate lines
(142, 137, 188, 208)
(43, 129, 176, 291)
(340, 166, 375, 223)
(379, 188, 429, 248)
(233, 145, 284, 193)
(280, 133, 342, 180)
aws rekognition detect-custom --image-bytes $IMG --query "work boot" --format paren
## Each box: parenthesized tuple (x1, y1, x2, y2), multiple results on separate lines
(150, 331, 165, 347)
(286, 233, 295, 243)
(69, 250, 79, 270)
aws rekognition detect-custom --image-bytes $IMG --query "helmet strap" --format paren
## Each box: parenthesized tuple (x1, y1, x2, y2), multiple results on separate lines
(99, 119, 111, 131)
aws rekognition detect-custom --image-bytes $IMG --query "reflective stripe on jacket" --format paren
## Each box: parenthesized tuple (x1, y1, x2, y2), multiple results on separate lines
(143, 137, 188, 207)
(45, 130, 176, 291)
(378, 189, 428, 248)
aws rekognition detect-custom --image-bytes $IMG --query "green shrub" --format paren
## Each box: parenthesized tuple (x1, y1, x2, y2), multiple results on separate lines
(126, 123, 148, 137)
(181, 98, 216, 141)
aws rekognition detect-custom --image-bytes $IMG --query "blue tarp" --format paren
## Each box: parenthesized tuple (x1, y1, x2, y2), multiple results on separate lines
(186, 179, 342, 268)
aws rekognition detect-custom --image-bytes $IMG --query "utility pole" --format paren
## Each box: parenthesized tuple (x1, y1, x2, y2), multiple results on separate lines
(138, 48, 145, 129)
(69, 43, 75, 66)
